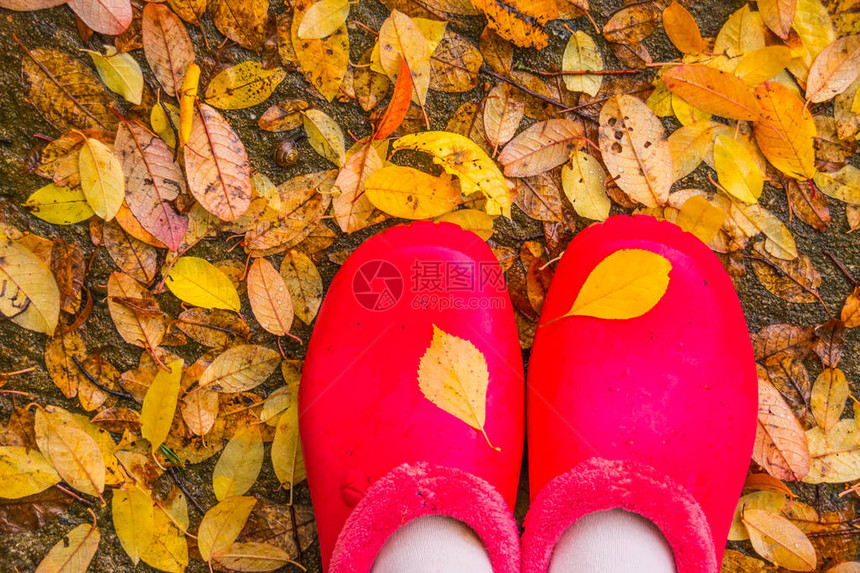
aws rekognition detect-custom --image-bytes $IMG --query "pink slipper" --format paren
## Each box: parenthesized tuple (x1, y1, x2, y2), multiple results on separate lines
(522, 215, 758, 573)
(300, 221, 524, 573)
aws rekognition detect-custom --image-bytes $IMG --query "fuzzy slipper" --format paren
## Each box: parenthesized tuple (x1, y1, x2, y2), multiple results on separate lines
(300, 221, 525, 573)
(522, 215, 758, 573)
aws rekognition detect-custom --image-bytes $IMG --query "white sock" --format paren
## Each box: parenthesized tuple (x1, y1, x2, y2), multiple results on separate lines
(548, 509, 677, 573)
(370, 515, 494, 573)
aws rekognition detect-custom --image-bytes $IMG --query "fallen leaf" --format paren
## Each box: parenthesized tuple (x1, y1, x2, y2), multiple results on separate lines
(247, 258, 295, 337)
(513, 171, 565, 222)
(749, 243, 821, 303)
(483, 83, 524, 151)
(742, 508, 816, 571)
(758, 0, 797, 39)
(811, 368, 848, 432)
(197, 496, 257, 562)
(714, 5, 766, 57)
(598, 95, 672, 208)
(734, 46, 794, 86)
(754, 376, 811, 481)
(140, 359, 183, 452)
(374, 57, 413, 140)
(841, 288, 860, 328)
(0, 239, 60, 336)
(44, 330, 87, 399)
(112, 487, 154, 565)
(662, 2, 705, 54)
(471, 0, 553, 49)
(418, 324, 495, 448)
(331, 141, 385, 233)
(813, 165, 860, 205)
(663, 65, 762, 121)
(291, 0, 349, 101)
(85, 45, 143, 105)
(24, 184, 95, 225)
(258, 99, 310, 132)
(78, 137, 124, 222)
(213, 425, 263, 501)
(378, 10, 431, 110)
(752, 323, 816, 361)
(184, 102, 252, 221)
(753, 81, 817, 180)
(211, 541, 295, 572)
(602, 3, 659, 45)
(35, 522, 100, 573)
(297, 0, 349, 39)
(35, 406, 105, 497)
(676, 195, 726, 243)
(714, 135, 763, 204)
(107, 271, 165, 351)
(209, 0, 267, 52)
(67, 0, 131, 35)
(429, 29, 482, 93)
(205, 62, 287, 110)
(499, 119, 584, 178)
(0, 446, 61, 499)
(302, 109, 346, 167)
(784, 178, 830, 231)
(198, 345, 281, 393)
(729, 490, 788, 541)
(561, 150, 609, 221)
(142, 3, 195, 98)
(805, 420, 860, 483)
(166, 257, 241, 311)
(813, 318, 845, 368)
(365, 165, 461, 219)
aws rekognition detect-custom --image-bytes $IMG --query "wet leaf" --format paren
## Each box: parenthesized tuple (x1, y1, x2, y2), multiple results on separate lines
(418, 324, 495, 448)
(35, 521, 100, 573)
(806, 35, 860, 102)
(140, 359, 183, 452)
(754, 376, 810, 481)
(279, 250, 323, 325)
(181, 386, 219, 436)
(499, 119, 584, 178)
(663, 65, 762, 121)
(561, 150, 609, 221)
(662, 2, 705, 54)
(166, 257, 241, 311)
(199, 345, 280, 393)
(429, 30, 482, 93)
(197, 496, 257, 562)
(297, 0, 349, 40)
(811, 368, 848, 432)
(514, 171, 565, 222)
(44, 330, 87, 399)
(247, 258, 294, 337)
(112, 487, 154, 565)
(0, 238, 60, 335)
(107, 271, 165, 350)
(25, 183, 94, 225)
(302, 109, 346, 166)
(291, 0, 348, 101)
(841, 288, 860, 328)
(142, 3, 195, 98)
(365, 165, 461, 219)
(271, 401, 304, 495)
(210, 0, 267, 52)
(67, 0, 131, 35)
(258, 99, 310, 132)
(729, 490, 788, 541)
(35, 406, 105, 497)
(560, 31, 603, 96)
(0, 446, 61, 499)
(732, 203, 798, 260)
(91, 407, 141, 434)
(394, 131, 512, 216)
(742, 508, 816, 570)
(205, 62, 287, 111)
(676, 195, 726, 244)
(184, 102, 252, 221)
(598, 95, 671, 208)
(471, 0, 552, 49)
(603, 4, 659, 45)
(805, 420, 860, 483)
(752, 323, 815, 361)
(758, 0, 796, 39)
(211, 541, 294, 571)
(483, 84, 524, 151)
(750, 243, 821, 303)
(331, 141, 384, 233)
(714, 135, 763, 204)
(115, 122, 188, 251)
(378, 10, 431, 109)
(213, 425, 263, 501)
(78, 137, 124, 222)
(84, 46, 142, 105)
(175, 307, 251, 348)
(785, 178, 830, 231)
(753, 81, 817, 180)
(813, 318, 845, 368)
(813, 166, 860, 205)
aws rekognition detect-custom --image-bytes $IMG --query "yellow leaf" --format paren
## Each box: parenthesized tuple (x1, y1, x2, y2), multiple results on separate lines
(272, 405, 305, 500)
(559, 249, 672, 320)
(667, 121, 719, 181)
(714, 135, 763, 204)
(140, 359, 183, 453)
(418, 324, 496, 449)
(676, 195, 726, 243)
(729, 491, 788, 541)
(811, 368, 848, 432)
(434, 208, 495, 240)
(198, 496, 257, 562)
(204, 62, 286, 110)
(378, 10, 431, 109)
(662, 65, 762, 121)
(0, 238, 60, 335)
(793, 0, 837, 63)
(754, 377, 811, 481)
(35, 522, 100, 573)
(84, 45, 143, 105)
(758, 0, 796, 39)
(247, 258, 294, 336)
(671, 92, 711, 126)
(178, 62, 199, 149)
(280, 250, 323, 325)
(499, 119, 584, 178)
(662, 2, 705, 54)
(139, 505, 189, 573)
(0, 446, 61, 499)
(813, 165, 860, 204)
(753, 81, 816, 180)
(166, 257, 241, 311)
(199, 344, 281, 392)
(35, 406, 105, 497)
(598, 95, 672, 208)
(24, 183, 94, 225)
(714, 4, 765, 57)
(394, 131, 512, 217)
(470, 0, 553, 49)
(806, 35, 860, 102)
(79, 137, 124, 221)
(742, 508, 816, 570)
(151, 101, 180, 149)
(44, 331, 87, 399)
(112, 487, 155, 565)
(734, 46, 793, 86)
(365, 165, 462, 219)
(805, 420, 860, 483)
(297, 0, 350, 39)
(562, 31, 603, 96)
(483, 84, 524, 150)
(213, 425, 264, 501)
(330, 140, 386, 234)
(732, 203, 798, 260)
(291, 0, 348, 101)
(302, 109, 346, 167)
(561, 150, 609, 221)
(212, 541, 295, 572)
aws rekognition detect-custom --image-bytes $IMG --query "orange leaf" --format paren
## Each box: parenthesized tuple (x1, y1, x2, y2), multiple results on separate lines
(247, 258, 294, 337)
(374, 57, 413, 141)
(753, 81, 816, 180)
(758, 0, 796, 39)
(662, 64, 763, 121)
(806, 34, 860, 103)
(753, 376, 810, 481)
(662, 2, 705, 54)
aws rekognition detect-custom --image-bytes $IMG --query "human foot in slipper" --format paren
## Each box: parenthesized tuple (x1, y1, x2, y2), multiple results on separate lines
(523, 215, 758, 573)
(300, 221, 525, 573)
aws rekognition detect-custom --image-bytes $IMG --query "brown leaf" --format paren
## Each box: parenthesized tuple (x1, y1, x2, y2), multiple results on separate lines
(107, 271, 165, 352)
(247, 258, 294, 337)
(78, 351, 120, 411)
(181, 386, 219, 436)
(45, 330, 87, 399)
(840, 287, 860, 328)
(754, 376, 811, 481)
(184, 102, 252, 222)
(210, 0, 267, 52)
(813, 318, 846, 368)
(479, 27, 513, 75)
(50, 238, 85, 314)
(602, 3, 659, 44)
(758, 0, 796, 39)
(446, 101, 491, 155)
(784, 177, 830, 231)
(763, 357, 811, 415)
(280, 250, 323, 325)
(499, 119, 583, 178)
(749, 242, 822, 304)
(471, 0, 554, 49)
(806, 34, 860, 103)
(175, 307, 251, 348)
(142, 3, 195, 97)
(810, 367, 849, 432)
(429, 30, 483, 93)
(91, 407, 141, 433)
(115, 121, 188, 251)
(483, 83, 524, 152)
(0, 487, 74, 535)
(742, 508, 816, 570)
(332, 142, 385, 233)
(513, 169, 566, 222)
(103, 220, 159, 285)
(258, 100, 311, 132)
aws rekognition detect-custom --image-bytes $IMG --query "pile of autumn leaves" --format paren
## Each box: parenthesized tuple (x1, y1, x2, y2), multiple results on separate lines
(0, 0, 859, 570)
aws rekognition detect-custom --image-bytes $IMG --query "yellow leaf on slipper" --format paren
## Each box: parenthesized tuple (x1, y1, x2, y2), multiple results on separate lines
(418, 325, 496, 449)
(560, 249, 672, 320)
